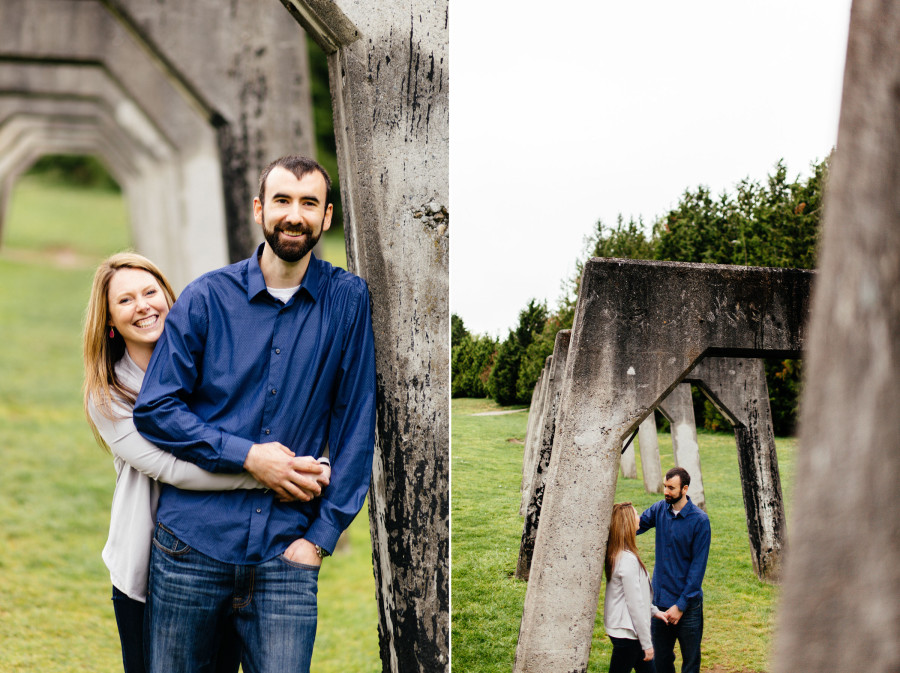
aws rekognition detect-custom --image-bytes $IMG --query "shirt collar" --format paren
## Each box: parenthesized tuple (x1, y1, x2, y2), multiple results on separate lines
(247, 243, 322, 303)
(668, 496, 694, 517)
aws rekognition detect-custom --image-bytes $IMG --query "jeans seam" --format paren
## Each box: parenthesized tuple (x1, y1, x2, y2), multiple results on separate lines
(233, 567, 254, 610)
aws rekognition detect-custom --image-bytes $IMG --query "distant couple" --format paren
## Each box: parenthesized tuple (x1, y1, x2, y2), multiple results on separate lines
(603, 467, 711, 673)
(83, 155, 376, 673)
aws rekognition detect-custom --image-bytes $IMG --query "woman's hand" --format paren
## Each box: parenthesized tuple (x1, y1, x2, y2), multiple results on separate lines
(316, 460, 331, 488)
(643, 647, 654, 661)
(275, 456, 330, 502)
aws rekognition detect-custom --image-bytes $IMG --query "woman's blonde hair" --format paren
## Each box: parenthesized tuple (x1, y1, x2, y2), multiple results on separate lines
(82, 252, 176, 451)
(605, 502, 649, 582)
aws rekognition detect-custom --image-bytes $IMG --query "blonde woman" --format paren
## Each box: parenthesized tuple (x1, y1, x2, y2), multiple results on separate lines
(83, 253, 329, 673)
(604, 502, 665, 673)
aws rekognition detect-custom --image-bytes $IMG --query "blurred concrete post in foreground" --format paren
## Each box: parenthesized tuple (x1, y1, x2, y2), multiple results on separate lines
(773, 1, 900, 670)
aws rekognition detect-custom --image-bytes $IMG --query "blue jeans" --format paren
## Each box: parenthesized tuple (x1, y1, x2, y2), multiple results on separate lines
(650, 599, 703, 673)
(112, 585, 241, 673)
(147, 524, 319, 673)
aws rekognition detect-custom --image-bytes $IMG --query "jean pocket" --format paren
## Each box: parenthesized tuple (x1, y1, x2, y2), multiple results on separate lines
(278, 554, 321, 572)
(151, 523, 193, 556)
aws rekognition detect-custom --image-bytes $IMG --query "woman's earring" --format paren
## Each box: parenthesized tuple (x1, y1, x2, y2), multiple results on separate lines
(109, 327, 115, 338)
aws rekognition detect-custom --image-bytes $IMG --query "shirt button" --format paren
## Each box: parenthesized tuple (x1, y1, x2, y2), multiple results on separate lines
(264, 429, 271, 435)
(275, 348, 281, 354)
(256, 508, 261, 513)
(271, 388, 277, 395)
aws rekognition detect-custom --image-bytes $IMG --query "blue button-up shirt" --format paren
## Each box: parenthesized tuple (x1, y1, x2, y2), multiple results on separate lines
(638, 497, 711, 612)
(133, 247, 376, 564)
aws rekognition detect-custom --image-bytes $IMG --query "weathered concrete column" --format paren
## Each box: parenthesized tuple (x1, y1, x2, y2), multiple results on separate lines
(689, 358, 785, 582)
(657, 383, 706, 510)
(287, 2, 449, 671)
(520, 360, 551, 516)
(620, 441, 638, 479)
(519, 368, 547, 516)
(773, 1, 900, 669)
(112, 0, 316, 261)
(516, 331, 571, 580)
(637, 414, 663, 494)
(514, 259, 810, 673)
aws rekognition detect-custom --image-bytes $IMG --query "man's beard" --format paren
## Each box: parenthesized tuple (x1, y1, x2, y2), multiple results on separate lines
(263, 216, 323, 263)
(664, 489, 683, 505)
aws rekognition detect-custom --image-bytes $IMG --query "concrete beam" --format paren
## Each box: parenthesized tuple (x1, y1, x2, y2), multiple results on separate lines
(0, 0, 209, 150)
(516, 331, 571, 581)
(657, 383, 707, 510)
(688, 357, 785, 582)
(773, 1, 900, 668)
(514, 258, 811, 673)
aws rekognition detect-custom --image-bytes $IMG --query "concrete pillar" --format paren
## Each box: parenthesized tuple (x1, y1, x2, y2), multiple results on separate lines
(516, 331, 571, 580)
(520, 361, 551, 516)
(620, 440, 638, 479)
(773, 2, 900, 669)
(637, 414, 663, 494)
(513, 259, 811, 673)
(519, 368, 547, 516)
(657, 383, 707, 510)
(689, 358, 785, 582)
(289, 2, 449, 670)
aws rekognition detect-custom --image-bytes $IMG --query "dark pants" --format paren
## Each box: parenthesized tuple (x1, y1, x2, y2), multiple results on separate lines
(608, 636, 655, 673)
(112, 586, 148, 673)
(650, 599, 703, 673)
(112, 585, 241, 673)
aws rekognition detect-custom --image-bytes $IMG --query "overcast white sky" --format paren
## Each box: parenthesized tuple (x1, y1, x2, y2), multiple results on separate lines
(450, 1, 853, 338)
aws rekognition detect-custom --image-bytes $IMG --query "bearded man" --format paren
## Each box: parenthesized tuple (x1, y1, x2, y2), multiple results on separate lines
(134, 155, 376, 673)
(637, 466, 711, 673)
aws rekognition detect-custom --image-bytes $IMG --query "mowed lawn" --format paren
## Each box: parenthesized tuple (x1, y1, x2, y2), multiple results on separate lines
(451, 397, 796, 673)
(0, 175, 375, 672)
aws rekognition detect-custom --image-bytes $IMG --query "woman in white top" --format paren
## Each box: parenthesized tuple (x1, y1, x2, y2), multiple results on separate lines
(604, 502, 665, 673)
(83, 253, 329, 673)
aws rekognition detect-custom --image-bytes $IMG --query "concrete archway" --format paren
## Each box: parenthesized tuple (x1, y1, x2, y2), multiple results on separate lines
(514, 259, 812, 672)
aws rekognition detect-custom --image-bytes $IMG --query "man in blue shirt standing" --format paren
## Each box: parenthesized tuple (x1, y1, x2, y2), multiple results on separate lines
(638, 467, 711, 673)
(134, 155, 376, 673)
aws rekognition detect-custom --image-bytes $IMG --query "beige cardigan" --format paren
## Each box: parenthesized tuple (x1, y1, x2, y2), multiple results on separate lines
(603, 550, 658, 650)
(89, 352, 262, 602)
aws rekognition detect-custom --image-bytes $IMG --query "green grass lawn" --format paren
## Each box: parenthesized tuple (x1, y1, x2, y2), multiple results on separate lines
(451, 397, 795, 673)
(0, 175, 374, 672)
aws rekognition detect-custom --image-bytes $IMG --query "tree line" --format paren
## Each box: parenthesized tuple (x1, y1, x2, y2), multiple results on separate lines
(452, 156, 829, 435)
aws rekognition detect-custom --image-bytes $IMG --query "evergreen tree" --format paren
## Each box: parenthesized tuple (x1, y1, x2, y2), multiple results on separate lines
(486, 334, 522, 405)
(451, 332, 496, 398)
(451, 313, 468, 349)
